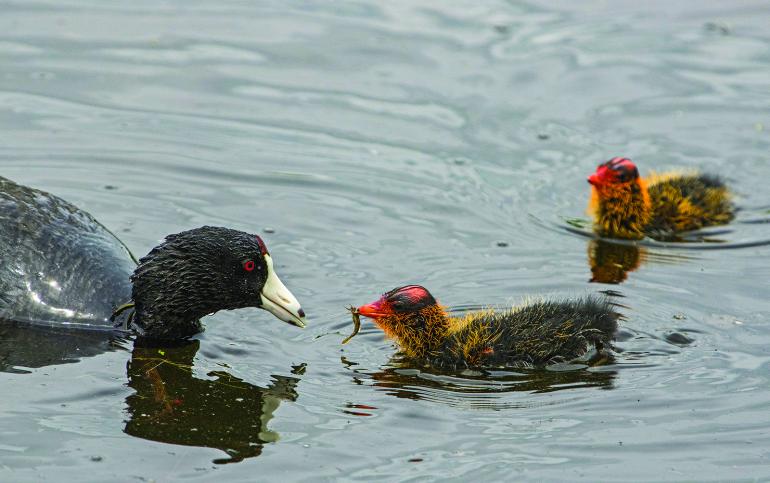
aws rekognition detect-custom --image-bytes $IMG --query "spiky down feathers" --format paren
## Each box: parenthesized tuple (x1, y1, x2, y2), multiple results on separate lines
(591, 172, 733, 240)
(376, 296, 618, 370)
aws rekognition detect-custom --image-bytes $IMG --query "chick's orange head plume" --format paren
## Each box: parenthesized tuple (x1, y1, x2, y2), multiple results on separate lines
(358, 285, 437, 319)
(588, 157, 639, 187)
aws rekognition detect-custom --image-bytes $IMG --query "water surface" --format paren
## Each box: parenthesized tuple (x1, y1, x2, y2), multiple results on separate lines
(1, 1, 770, 481)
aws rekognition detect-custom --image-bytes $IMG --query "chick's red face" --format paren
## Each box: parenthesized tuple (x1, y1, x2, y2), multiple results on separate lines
(588, 157, 639, 186)
(357, 285, 437, 319)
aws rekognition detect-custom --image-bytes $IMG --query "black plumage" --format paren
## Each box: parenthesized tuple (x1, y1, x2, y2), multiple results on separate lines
(1, 176, 303, 340)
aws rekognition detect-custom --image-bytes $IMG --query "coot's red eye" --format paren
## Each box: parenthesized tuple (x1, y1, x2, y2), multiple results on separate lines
(243, 260, 255, 272)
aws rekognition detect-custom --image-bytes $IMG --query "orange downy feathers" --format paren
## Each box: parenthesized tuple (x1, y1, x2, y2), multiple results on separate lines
(588, 177, 651, 240)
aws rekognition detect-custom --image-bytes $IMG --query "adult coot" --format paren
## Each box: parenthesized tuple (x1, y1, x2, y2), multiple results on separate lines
(0, 176, 305, 339)
(353, 285, 618, 369)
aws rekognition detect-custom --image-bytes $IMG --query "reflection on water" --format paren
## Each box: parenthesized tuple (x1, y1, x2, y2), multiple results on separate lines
(3, 0, 770, 480)
(0, 322, 126, 373)
(584, 237, 733, 284)
(588, 240, 644, 284)
(342, 354, 617, 410)
(563, 215, 770, 251)
(124, 339, 304, 464)
(562, 215, 770, 283)
(0, 325, 305, 465)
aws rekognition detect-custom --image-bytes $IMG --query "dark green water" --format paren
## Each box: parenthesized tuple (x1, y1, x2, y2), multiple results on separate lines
(1, 1, 770, 481)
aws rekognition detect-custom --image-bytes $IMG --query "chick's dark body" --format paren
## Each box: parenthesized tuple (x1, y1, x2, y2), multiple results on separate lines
(647, 174, 734, 237)
(433, 297, 619, 369)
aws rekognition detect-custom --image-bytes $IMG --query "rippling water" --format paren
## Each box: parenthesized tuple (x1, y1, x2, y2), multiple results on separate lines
(2, 1, 770, 481)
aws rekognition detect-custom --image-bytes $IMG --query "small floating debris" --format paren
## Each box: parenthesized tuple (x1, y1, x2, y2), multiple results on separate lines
(263, 227, 275, 234)
(342, 305, 361, 345)
(496, 241, 509, 248)
(537, 133, 550, 140)
(665, 332, 694, 346)
(704, 21, 730, 35)
(564, 217, 591, 229)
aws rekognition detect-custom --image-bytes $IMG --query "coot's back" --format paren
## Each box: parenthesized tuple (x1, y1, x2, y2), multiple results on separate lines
(0, 177, 134, 329)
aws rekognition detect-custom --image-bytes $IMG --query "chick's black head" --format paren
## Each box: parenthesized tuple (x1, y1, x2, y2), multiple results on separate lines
(382, 285, 437, 314)
(589, 157, 640, 186)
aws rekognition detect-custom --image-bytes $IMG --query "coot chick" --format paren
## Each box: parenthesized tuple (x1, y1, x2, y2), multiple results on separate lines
(355, 285, 618, 369)
(588, 157, 734, 240)
(0, 176, 305, 340)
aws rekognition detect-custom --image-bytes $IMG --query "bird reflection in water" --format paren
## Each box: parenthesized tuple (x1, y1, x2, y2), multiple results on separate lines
(587, 239, 645, 284)
(341, 354, 616, 408)
(124, 339, 304, 464)
(586, 238, 701, 284)
(0, 322, 127, 373)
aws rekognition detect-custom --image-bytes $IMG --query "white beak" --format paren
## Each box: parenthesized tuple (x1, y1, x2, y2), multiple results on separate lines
(259, 254, 306, 328)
